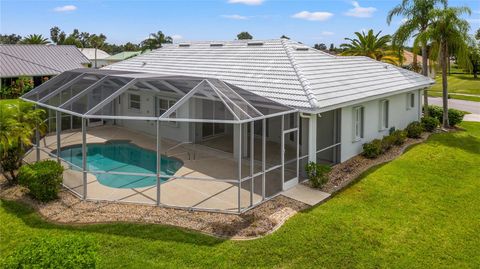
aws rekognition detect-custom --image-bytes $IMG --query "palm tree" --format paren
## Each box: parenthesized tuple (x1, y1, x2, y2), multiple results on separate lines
(340, 30, 401, 65)
(141, 31, 172, 52)
(88, 34, 106, 68)
(0, 101, 45, 183)
(21, 34, 50, 44)
(387, 0, 447, 116)
(418, 5, 471, 128)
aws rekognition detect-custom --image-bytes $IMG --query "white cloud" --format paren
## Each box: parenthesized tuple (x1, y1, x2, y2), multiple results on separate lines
(228, 0, 263, 5)
(171, 34, 183, 40)
(345, 1, 376, 18)
(221, 14, 249, 20)
(53, 5, 77, 12)
(292, 11, 334, 21)
(320, 31, 335, 36)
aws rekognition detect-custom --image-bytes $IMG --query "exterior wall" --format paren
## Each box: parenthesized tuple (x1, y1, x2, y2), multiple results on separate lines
(115, 90, 190, 142)
(340, 90, 421, 162)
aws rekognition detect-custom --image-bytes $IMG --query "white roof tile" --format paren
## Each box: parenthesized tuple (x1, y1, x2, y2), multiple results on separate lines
(103, 39, 434, 110)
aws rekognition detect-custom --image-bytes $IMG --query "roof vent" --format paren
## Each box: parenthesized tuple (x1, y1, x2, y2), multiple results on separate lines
(247, 41, 264, 46)
(210, 43, 224, 47)
(179, 43, 190, 47)
(295, 47, 309, 51)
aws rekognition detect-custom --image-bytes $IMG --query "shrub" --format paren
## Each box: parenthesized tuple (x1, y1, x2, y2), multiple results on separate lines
(18, 160, 64, 202)
(426, 105, 465, 127)
(426, 105, 443, 120)
(381, 135, 396, 152)
(390, 130, 407, 145)
(305, 162, 331, 188)
(421, 116, 440, 132)
(448, 109, 465, 126)
(2, 235, 97, 269)
(362, 139, 383, 159)
(405, 121, 423, 138)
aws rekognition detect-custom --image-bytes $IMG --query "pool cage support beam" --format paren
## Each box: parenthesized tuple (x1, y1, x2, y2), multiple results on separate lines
(82, 118, 87, 200)
(250, 121, 254, 206)
(35, 105, 40, 162)
(56, 111, 61, 163)
(262, 119, 266, 200)
(156, 120, 161, 206)
(237, 123, 242, 213)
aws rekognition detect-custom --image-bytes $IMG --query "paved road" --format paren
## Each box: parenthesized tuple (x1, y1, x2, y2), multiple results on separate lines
(427, 97, 480, 122)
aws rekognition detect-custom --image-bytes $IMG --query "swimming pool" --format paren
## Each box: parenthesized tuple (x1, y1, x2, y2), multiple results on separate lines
(57, 141, 183, 188)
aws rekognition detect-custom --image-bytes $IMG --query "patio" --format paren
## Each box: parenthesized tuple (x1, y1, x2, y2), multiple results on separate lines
(24, 125, 297, 212)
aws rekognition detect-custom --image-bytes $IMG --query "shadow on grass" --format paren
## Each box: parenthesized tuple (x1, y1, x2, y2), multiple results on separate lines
(430, 131, 480, 155)
(0, 199, 224, 246)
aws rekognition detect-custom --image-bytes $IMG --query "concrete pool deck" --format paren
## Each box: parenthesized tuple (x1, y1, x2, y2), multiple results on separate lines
(24, 125, 299, 212)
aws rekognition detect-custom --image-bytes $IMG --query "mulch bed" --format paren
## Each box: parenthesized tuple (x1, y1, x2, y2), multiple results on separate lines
(0, 182, 308, 239)
(0, 131, 438, 239)
(321, 132, 431, 194)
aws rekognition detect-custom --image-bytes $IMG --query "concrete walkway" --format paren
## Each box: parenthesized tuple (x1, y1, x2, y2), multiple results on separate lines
(428, 97, 480, 122)
(282, 184, 330, 206)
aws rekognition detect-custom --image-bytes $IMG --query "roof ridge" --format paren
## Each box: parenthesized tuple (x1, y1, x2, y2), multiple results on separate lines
(280, 39, 318, 108)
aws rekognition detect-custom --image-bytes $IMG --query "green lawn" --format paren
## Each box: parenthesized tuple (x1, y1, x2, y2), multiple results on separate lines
(429, 73, 480, 97)
(428, 91, 480, 102)
(1, 122, 480, 268)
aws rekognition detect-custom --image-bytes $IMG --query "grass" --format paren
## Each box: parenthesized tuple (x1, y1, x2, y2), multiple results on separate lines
(429, 73, 480, 99)
(428, 91, 480, 102)
(1, 122, 480, 268)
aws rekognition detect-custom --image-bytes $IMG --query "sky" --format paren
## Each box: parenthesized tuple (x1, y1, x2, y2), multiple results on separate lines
(1, 0, 479, 46)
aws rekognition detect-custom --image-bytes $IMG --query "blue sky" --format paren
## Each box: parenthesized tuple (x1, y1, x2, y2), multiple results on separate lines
(1, 0, 479, 46)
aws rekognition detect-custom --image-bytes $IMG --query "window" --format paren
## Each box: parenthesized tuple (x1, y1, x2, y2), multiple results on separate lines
(380, 100, 389, 130)
(128, 94, 141, 110)
(157, 98, 176, 118)
(353, 106, 364, 141)
(407, 92, 415, 110)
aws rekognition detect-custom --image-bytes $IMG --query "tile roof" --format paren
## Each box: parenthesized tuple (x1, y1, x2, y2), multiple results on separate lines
(0, 45, 90, 78)
(103, 39, 434, 111)
(79, 48, 111, 60)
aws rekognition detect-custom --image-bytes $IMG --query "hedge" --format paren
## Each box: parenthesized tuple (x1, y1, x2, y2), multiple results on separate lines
(18, 160, 64, 202)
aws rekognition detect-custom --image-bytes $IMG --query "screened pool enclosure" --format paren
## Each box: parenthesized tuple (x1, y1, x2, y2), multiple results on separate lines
(21, 68, 302, 213)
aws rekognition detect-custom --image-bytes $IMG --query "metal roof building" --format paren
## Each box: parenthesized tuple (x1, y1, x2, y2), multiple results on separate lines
(103, 39, 434, 112)
(0, 45, 90, 78)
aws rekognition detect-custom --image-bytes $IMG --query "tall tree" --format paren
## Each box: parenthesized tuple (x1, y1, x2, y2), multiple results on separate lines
(329, 43, 335, 51)
(340, 30, 400, 65)
(387, 0, 447, 116)
(314, 43, 327, 50)
(418, 5, 471, 127)
(141, 31, 172, 52)
(21, 34, 50, 44)
(237, 32, 253, 40)
(0, 34, 22, 44)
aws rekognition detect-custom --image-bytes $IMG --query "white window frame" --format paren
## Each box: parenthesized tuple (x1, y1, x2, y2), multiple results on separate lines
(406, 92, 415, 110)
(128, 93, 141, 111)
(379, 99, 389, 131)
(353, 106, 364, 142)
(156, 96, 178, 127)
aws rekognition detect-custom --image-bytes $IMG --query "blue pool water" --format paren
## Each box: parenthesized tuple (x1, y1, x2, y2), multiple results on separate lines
(57, 141, 183, 188)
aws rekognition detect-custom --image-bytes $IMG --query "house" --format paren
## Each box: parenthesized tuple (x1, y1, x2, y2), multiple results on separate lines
(21, 39, 434, 213)
(79, 48, 110, 68)
(104, 51, 143, 65)
(0, 44, 90, 86)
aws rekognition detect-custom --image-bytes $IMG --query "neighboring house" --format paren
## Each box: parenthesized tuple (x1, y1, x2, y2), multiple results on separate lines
(104, 51, 143, 65)
(0, 44, 90, 85)
(22, 39, 434, 213)
(79, 48, 110, 68)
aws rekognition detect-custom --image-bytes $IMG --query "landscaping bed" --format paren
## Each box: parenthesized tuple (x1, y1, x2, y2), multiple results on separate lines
(0, 181, 308, 239)
(321, 132, 430, 194)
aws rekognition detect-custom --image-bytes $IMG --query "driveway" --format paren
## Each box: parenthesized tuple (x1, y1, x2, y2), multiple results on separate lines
(427, 97, 480, 122)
